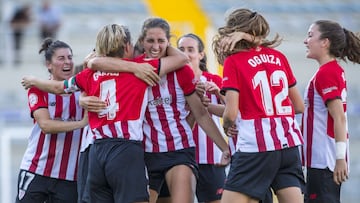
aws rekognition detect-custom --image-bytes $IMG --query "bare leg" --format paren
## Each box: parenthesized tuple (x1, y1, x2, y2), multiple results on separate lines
(221, 190, 259, 203)
(276, 187, 303, 203)
(166, 165, 196, 203)
(149, 189, 159, 203)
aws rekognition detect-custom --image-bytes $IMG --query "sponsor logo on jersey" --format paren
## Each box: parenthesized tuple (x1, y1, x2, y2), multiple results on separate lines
(148, 96, 172, 106)
(53, 116, 79, 121)
(322, 86, 338, 95)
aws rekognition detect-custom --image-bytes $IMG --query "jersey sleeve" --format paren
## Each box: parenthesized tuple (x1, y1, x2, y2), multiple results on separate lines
(176, 65, 196, 96)
(221, 57, 240, 95)
(27, 87, 48, 118)
(315, 68, 344, 104)
(64, 68, 92, 93)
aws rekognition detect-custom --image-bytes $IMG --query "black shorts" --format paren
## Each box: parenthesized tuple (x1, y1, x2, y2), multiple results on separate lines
(196, 164, 226, 202)
(158, 182, 170, 198)
(77, 146, 90, 203)
(88, 138, 149, 203)
(224, 147, 305, 200)
(260, 188, 274, 203)
(305, 167, 341, 203)
(16, 170, 77, 203)
(144, 147, 198, 193)
(157, 164, 226, 201)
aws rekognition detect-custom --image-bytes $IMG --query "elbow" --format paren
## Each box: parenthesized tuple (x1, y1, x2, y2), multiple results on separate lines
(293, 102, 305, 114)
(38, 121, 54, 134)
(54, 85, 66, 95)
(294, 106, 305, 114)
(223, 114, 236, 126)
(180, 53, 190, 65)
(87, 58, 98, 69)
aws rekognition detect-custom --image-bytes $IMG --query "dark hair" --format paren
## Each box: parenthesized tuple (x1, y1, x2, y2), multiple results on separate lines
(315, 20, 360, 64)
(39, 38, 72, 62)
(212, 8, 282, 65)
(177, 33, 208, 72)
(133, 40, 144, 57)
(137, 17, 172, 44)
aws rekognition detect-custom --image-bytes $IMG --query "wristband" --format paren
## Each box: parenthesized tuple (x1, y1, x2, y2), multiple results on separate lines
(336, 141, 346, 160)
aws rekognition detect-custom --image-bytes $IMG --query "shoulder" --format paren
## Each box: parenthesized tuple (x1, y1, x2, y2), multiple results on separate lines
(175, 64, 193, 74)
(318, 61, 344, 77)
(206, 71, 221, 79)
(133, 55, 160, 67)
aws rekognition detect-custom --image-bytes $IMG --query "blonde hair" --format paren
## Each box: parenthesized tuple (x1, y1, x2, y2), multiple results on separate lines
(95, 24, 131, 57)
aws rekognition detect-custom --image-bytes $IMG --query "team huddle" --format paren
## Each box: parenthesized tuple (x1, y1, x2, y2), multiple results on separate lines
(18, 7, 360, 203)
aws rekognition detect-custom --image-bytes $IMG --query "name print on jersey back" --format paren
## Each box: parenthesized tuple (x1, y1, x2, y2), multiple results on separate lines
(248, 54, 281, 67)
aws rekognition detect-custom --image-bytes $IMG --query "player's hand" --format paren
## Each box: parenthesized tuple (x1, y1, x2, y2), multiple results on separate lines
(217, 149, 231, 166)
(200, 96, 210, 108)
(195, 81, 206, 96)
(220, 32, 247, 52)
(21, 76, 36, 90)
(133, 63, 160, 86)
(79, 95, 106, 113)
(226, 124, 238, 137)
(333, 159, 348, 185)
(205, 81, 220, 95)
(220, 32, 260, 52)
(83, 51, 96, 68)
(80, 111, 89, 126)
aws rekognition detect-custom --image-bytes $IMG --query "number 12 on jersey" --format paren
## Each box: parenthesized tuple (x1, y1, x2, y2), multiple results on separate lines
(252, 70, 292, 116)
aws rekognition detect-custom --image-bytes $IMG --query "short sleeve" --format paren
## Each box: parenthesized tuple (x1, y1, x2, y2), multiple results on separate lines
(176, 65, 196, 96)
(221, 57, 240, 95)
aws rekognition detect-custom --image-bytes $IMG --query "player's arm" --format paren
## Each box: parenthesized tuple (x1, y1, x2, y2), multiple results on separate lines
(222, 90, 239, 135)
(33, 108, 87, 134)
(186, 92, 230, 166)
(327, 98, 348, 185)
(21, 76, 66, 94)
(207, 103, 225, 117)
(88, 56, 160, 85)
(79, 92, 106, 113)
(220, 31, 262, 52)
(158, 46, 189, 76)
(88, 46, 188, 76)
(289, 86, 305, 114)
(186, 92, 230, 164)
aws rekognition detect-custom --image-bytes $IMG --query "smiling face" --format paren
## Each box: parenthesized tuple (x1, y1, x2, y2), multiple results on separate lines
(177, 36, 204, 71)
(47, 47, 74, 81)
(142, 27, 169, 59)
(303, 23, 328, 61)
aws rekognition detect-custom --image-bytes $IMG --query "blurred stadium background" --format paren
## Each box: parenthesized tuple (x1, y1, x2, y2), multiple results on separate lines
(0, 0, 360, 202)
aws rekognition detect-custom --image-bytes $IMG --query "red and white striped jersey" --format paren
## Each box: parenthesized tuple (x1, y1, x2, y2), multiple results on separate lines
(143, 65, 197, 152)
(20, 87, 84, 181)
(221, 46, 303, 153)
(193, 72, 226, 164)
(66, 58, 160, 142)
(80, 125, 93, 152)
(301, 60, 349, 171)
